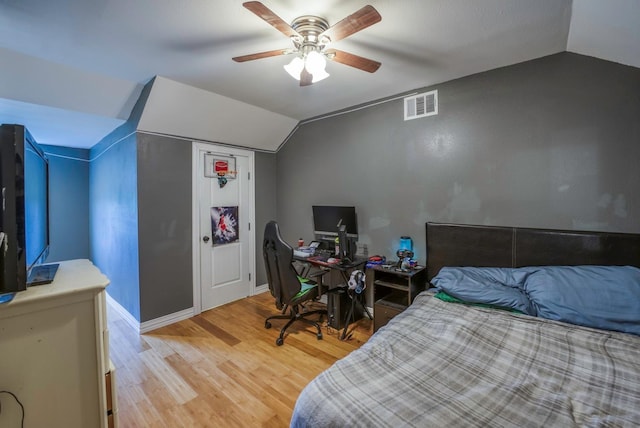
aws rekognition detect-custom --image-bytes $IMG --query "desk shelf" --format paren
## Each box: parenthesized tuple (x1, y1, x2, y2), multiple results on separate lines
(372, 265, 426, 332)
(373, 279, 409, 292)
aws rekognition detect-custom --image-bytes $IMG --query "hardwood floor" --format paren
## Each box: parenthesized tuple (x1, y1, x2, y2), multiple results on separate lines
(108, 292, 373, 427)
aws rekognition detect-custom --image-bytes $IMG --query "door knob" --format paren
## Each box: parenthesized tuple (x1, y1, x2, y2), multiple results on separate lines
(202, 236, 210, 243)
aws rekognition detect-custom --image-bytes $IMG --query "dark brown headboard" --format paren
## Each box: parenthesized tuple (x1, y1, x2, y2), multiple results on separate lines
(426, 222, 640, 281)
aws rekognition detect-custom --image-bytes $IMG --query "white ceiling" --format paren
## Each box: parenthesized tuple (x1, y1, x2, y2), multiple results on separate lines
(0, 0, 638, 149)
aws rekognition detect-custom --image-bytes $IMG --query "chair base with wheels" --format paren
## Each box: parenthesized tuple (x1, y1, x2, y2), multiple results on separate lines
(265, 297, 326, 346)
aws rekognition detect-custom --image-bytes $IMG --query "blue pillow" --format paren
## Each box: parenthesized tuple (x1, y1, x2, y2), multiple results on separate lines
(431, 267, 536, 315)
(523, 266, 640, 335)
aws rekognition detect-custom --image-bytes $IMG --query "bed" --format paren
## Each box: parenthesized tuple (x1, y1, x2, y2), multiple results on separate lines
(290, 222, 640, 427)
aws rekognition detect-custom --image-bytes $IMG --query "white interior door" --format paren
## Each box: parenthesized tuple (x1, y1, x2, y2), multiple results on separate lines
(194, 143, 254, 312)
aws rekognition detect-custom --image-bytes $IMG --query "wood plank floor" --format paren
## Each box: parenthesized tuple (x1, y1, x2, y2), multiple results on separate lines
(108, 292, 373, 427)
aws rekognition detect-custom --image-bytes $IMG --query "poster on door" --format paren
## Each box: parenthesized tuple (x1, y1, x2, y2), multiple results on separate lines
(211, 206, 239, 245)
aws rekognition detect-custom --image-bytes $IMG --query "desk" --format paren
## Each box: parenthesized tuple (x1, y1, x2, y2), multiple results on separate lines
(295, 255, 372, 339)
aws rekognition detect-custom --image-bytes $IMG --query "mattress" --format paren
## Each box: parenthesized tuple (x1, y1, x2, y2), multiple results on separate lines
(290, 292, 640, 427)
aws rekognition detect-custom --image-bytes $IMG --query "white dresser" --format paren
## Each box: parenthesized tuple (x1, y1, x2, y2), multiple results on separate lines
(0, 259, 116, 428)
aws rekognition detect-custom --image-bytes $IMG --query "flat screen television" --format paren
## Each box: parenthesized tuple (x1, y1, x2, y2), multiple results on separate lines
(312, 205, 358, 238)
(0, 124, 55, 303)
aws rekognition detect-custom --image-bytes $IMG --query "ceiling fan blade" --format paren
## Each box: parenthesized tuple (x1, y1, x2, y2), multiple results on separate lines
(242, 1, 299, 38)
(320, 5, 381, 43)
(325, 49, 381, 73)
(300, 68, 313, 86)
(232, 48, 291, 62)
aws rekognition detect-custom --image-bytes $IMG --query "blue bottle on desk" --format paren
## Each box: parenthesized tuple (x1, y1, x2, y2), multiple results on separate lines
(399, 236, 413, 252)
(398, 236, 414, 270)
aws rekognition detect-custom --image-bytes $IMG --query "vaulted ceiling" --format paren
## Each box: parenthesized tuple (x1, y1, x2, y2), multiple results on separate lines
(0, 0, 638, 148)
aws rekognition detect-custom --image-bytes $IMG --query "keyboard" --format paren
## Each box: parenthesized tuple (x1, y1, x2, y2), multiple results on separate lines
(312, 250, 336, 262)
(315, 249, 333, 259)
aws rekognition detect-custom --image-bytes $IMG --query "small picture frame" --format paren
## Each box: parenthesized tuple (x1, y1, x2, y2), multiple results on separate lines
(211, 206, 239, 245)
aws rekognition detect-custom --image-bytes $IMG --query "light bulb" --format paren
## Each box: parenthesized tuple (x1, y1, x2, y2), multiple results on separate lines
(305, 51, 330, 83)
(310, 68, 330, 83)
(284, 56, 304, 80)
(283, 52, 330, 83)
(305, 51, 326, 75)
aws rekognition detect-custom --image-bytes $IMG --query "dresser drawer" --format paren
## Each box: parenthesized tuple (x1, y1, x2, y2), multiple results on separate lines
(374, 299, 405, 332)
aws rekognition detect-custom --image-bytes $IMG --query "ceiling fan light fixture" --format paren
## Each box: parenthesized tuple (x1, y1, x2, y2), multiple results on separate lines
(284, 51, 330, 83)
(235, 3, 382, 85)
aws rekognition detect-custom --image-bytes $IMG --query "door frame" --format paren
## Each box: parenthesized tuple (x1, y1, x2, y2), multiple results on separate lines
(191, 141, 256, 315)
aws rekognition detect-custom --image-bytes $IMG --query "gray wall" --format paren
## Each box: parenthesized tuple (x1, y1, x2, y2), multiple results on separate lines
(132, 137, 279, 315)
(255, 151, 277, 285)
(88, 129, 277, 322)
(276, 53, 640, 264)
(45, 75, 277, 321)
(83, 76, 279, 323)
(41, 145, 90, 262)
(137, 133, 192, 321)
(45, 52, 640, 324)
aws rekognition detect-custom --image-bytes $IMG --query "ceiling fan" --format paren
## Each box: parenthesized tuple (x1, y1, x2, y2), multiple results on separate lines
(232, 1, 382, 86)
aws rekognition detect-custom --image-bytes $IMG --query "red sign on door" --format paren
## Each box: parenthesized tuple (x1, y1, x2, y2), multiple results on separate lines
(214, 160, 229, 175)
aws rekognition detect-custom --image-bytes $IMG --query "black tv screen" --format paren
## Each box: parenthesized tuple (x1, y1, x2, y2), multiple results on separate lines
(0, 124, 50, 301)
(24, 136, 49, 270)
(312, 205, 358, 238)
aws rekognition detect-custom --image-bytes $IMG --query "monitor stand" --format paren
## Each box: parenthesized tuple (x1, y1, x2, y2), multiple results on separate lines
(27, 263, 60, 286)
(337, 225, 349, 263)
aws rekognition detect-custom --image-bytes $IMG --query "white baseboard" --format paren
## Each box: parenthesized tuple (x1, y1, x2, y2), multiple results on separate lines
(106, 292, 195, 334)
(106, 292, 141, 333)
(140, 307, 195, 334)
(106, 284, 281, 335)
(254, 283, 269, 294)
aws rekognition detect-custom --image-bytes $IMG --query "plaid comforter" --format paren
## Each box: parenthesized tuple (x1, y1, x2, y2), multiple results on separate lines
(291, 292, 640, 427)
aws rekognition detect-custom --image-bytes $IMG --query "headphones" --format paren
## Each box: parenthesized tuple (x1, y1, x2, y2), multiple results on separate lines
(348, 270, 366, 294)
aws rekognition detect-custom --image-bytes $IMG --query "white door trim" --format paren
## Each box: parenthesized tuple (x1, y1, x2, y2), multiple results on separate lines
(191, 141, 256, 315)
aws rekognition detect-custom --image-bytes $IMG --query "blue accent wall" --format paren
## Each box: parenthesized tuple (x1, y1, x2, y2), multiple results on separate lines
(40, 145, 90, 262)
(89, 133, 140, 320)
(87, 78, 153, 322)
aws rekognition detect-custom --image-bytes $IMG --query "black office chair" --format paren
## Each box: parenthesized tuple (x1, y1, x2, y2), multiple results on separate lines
(263, 221, 326, 346)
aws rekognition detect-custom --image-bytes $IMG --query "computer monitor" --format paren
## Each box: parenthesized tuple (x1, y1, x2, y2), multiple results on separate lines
(312, 206, 358, 239)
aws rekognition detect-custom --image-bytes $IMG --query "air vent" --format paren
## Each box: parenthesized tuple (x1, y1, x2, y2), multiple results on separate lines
(404, 90, 438, 121)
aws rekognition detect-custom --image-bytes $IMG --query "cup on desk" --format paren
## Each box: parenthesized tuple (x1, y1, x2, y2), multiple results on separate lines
(298, 238, 304, 247)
